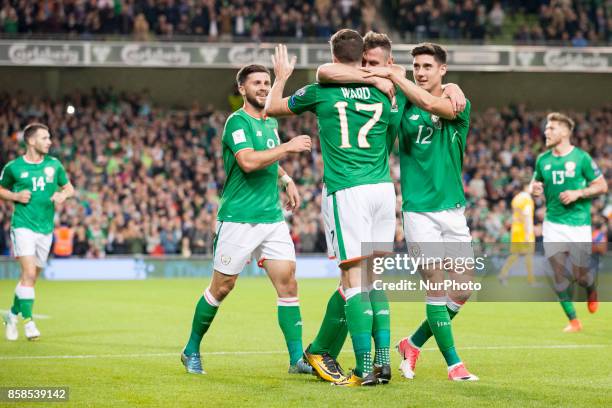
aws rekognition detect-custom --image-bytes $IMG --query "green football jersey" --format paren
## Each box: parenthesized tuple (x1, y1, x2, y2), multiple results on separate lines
(217, 108, 284, 224)
(0, 155, 69, 234)
(534, 147, 602, 226)
(399, 100, 471, 212)
(288, 83, 393, 194)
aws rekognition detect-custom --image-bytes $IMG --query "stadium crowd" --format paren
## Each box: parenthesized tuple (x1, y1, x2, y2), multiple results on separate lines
(0, 0, 609, 45)
(391, 0, 611, 45)
(0, 0, 375, 41)
(0, 89, 610, 257)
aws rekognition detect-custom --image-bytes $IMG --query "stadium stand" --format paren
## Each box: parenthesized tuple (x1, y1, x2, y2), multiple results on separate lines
(0, 90, 609, 257)
(0, 0, 609, 44)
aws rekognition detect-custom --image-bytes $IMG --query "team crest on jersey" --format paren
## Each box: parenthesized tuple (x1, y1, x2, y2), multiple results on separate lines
(266, 139, 276, 149)
(431, 114, 442, 129)
(564, 161, 576, 177)
(221, 255, 231, 265)
(20, 171, 29, 178)
(44, 166, 55, 182)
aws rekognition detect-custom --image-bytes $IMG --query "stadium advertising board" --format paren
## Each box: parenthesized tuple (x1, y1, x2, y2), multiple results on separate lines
(0, 41, 610, 72)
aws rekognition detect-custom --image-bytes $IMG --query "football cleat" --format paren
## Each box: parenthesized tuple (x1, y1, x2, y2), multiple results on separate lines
(288, 358, 313, 374)
(332, 371, 377, 387)
(24, 320, 40, 341)
(563, 319, 582, 333)
(587, 290, 598, 314)
(448, 363, 479, 381)
(181, 351, 206, 374)
(3, 312, 18, 341)
(373, 364, 391, 384)
(303, 345, 345, 382)
(396, 337, 420, 379)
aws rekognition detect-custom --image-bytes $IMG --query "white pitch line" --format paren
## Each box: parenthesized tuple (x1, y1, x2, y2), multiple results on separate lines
(0, 344, 609, 361)
(0, 309, 51, 319)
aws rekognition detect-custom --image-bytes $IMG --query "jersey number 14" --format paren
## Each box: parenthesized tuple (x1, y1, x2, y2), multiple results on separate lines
(31, 176, 46, 191)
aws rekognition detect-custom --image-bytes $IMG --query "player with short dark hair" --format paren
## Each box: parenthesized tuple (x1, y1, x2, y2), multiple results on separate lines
(180, 64, 314, 375)
(316, 34, 467, 383)
(1, 123, 74, 341)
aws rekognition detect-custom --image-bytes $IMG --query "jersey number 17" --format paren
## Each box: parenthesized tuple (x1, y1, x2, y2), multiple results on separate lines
(334, 102, 383, 149)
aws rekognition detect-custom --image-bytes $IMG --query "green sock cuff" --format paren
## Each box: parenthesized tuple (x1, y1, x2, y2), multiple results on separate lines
(373, 329, 391, 349)
(351, 332, 371, 354)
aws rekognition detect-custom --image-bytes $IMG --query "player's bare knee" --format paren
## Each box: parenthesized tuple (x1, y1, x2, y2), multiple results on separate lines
(277, 279, 298, 298)
(210, 273, 237, 300)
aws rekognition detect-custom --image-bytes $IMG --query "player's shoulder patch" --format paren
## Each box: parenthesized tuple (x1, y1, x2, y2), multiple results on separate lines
(231, 128, 247, 145)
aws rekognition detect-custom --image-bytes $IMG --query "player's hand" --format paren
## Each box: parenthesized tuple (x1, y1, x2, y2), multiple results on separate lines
(50, 191, 67, 204)
(531, 181, 543, 197)
(443, 83, 466, 113)
(372, 77, 396, 101)
(284, 135, 312, 153)
(361, 66, 394, 79)
(559, 190, 582, 205)
(13, 190, 31, 204)
(272, 44, 296, 82)
(284, 180, 301, 211)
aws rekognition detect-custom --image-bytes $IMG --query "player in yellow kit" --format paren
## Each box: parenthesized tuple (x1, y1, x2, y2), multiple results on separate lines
(499, 181, 536, 285)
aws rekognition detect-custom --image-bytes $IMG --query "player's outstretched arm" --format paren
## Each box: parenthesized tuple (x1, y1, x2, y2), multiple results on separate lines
(265, 44, 297, 117)
(51, 182, 75, 204)
(0, 186, 30, 204)
(235, 136, 312, 173)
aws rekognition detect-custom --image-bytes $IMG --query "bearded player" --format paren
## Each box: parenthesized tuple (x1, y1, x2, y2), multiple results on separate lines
(180, 64, 313, 375)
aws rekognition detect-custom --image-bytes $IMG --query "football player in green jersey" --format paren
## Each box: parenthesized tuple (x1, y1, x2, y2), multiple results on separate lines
(180, 64, 313, 376)
(312, 32, 467, 385)
(266, 31, 456, 386)
(531, 112, 607, 333)
(356, 43, 478, 381)
(1, 123, 74, 341)
(318, 39, 476, 381)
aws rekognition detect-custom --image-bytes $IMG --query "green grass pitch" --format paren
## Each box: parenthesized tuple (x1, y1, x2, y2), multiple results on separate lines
(0, 278, 610, 407)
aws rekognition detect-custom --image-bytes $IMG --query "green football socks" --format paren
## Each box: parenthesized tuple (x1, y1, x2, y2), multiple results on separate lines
(184, 289, 219, 355)
(277, 297, 303, 365)
(345, 287, 373, 377)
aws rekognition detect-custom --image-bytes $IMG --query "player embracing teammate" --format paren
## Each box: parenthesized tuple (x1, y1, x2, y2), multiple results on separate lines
(267, 30, 473, 385)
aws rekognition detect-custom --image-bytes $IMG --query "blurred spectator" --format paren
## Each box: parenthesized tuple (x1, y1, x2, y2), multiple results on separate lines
(53, 225, 74, 257)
